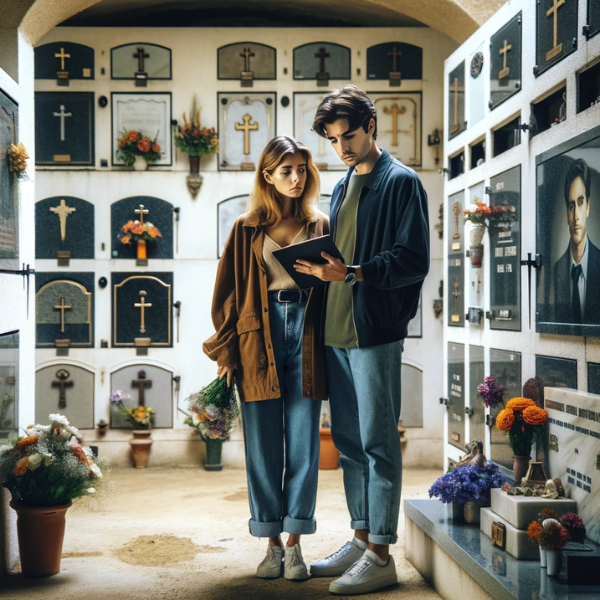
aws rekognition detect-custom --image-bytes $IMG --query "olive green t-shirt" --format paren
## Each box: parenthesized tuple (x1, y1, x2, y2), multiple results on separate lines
(324, 172, 370, 348)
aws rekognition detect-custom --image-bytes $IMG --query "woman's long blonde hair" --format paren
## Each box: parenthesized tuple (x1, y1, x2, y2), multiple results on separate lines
(246, 135, 320, 227)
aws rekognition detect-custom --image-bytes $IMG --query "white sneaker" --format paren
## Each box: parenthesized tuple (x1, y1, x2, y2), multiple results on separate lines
(256, 545, 284, 579)
(284, 544, 309, 581)
(310, 537, 367, 577)
(329, 550, 398, 595)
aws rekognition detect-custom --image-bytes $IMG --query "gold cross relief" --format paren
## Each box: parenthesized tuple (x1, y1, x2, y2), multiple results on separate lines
(546, 0, 566, 62)
(50, 199, 76, 242)
(134, 291, 152, 334)
(235, 114, 259, 155)
(53, 297, 72, 333)
(55, 48, 70, 71)
(382, 103, 407, 147)
(499, 39, 512, 79)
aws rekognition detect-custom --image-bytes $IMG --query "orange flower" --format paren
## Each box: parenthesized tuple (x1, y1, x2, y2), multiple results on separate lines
(126, 131, 138, 143)
(118, 138, 126, 147)
(138, 138, 150, 153)
(152, 143, 161, 153)
(496, 408, 515, 431)
(70, 444, 91, 465)
(130, 222, 144, 236)
(14, 435, 39, 451)
(523, 406, 547, 425)
(13, 457, 29, 475)
(506, 397, 536, 412)
(528, 521, 542, 543)
(121, 234, 131, 245)
(147, 226, 161, 238)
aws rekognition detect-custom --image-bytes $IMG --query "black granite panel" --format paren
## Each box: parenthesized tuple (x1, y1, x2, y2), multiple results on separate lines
(536, 355, 578, 390)
(536, 0, 578, 76)
(448, 342, 465, 450)
(366, 42, 422, 80)
(0, 89, 18, 270)
(35, 42, 94, 80)
(448, 61, 466, 139)
(469, 345, 486, 444)
(588, 0, 600, 39)
(490, 12, 522, 110)
(588, 362, 600, 394)
(293, 43, 350, 80)
(218, 43, 276, 80)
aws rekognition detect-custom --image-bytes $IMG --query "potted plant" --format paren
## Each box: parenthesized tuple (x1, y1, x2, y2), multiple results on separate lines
(110, 390, 156, 469)
(560, 512, 586, 543)
(527, 509, 569, 575)
(495, 397, 548, 483)
(0, 414, 109, 576)
(116, 129, 162, 171)
(429, 461, 506, 523)
(118, 220, 161, 260)
(477, 376, 506, 409)
(174, 97, 219, 198)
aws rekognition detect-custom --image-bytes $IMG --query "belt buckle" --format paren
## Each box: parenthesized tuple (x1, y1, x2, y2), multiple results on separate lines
(277, 290, 291, 303)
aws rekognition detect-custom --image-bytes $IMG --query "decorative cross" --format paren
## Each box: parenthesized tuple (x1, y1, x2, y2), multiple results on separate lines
(235, 114, 259, 155)
(55, 47, 71, 71)
(450, 78, 460, 134)
(452, 282, 460, 315)
(53, 297, 72, 333)
(382, 103, 406, 147)
(452, 201, 461, 239)
(240, 47, 255, 73)
(52, 369, 73, 409)
(388, 46, 402, 73)
(546, 0, 565, 60)
(315, 47, 330, 74)
(134, 47, 150, 73)
(498, 39, 512, 79)
(50, 199, 76, 242)
(134, 291, 152, 333)
(53, 105, 72, 142)
(132, 370, 153, 407)
(134, 204, 149, 225)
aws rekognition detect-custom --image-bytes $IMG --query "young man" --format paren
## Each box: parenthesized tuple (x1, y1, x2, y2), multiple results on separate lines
(294, 85, 430, 595)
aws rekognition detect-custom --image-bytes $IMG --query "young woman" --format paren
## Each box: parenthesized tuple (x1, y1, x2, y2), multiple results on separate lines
(203, 136, 328, 581)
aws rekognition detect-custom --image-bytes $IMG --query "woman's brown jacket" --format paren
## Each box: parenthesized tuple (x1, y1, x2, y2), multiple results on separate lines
(203, 212, 329, 402)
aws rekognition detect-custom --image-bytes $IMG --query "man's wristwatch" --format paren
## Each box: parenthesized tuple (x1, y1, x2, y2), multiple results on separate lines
(344, 265, 358, 286)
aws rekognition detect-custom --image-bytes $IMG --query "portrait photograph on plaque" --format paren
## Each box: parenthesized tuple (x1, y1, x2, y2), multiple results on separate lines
(536, 124, 600, 336)
(111, 92, 172, 166)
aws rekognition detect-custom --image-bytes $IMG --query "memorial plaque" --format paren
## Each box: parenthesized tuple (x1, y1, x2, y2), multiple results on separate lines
(469, 44, 486, 126)
(448, 191, 465, 327)
(111, 43, 171, 82)
(36, 196, 94, 259)
(546, 388, 600, 544)
(35, 42, 94, 81)
(218, 93, 276, 171)
(35, 92, 94, 166)
(490, 13, 522, 111)
(490, 166, 521, 331)
(112, 272, 173, 347)
(490, 348, 522, 470)
(588, 0, 600, 40)
(536, 124, 600, 337)
(366, 42, 423, 83)
(399, 363, 423, 427)
(35, 272, 94, 348)
(35, 364, 94, 429)
(293, 93, 346, 171)
(111, 196, 173, 260)
(369, 93, 422, 167)
(468, 183, 485, 312)
(536, 0, 578, 76)
(0, 331, 18, 440)
(218, 43, 276, 81)
(469, 345, 486, 443)
(448, 61, 466, 139)
(110, 364, 173, 428)
(448, 342, 465, 450)
(536, 355, 578, 390)
(112, 93, 172, 166)
(589, 362, 600, 394)
(293, 43, 350, 83)
(0, 89, 18, 270)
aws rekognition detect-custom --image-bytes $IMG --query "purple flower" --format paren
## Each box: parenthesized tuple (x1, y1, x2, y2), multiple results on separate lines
(429, 462, 506, 504)
(110, 390, 130, 404)
(477, 376, 506, 409)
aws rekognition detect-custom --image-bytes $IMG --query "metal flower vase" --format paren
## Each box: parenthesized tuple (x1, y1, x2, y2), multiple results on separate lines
(187, 156, 203, 199)
(546, 548, 563, 577)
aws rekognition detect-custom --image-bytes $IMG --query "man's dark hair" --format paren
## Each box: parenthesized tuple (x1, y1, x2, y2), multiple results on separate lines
(564, 158, 591, 206)
(312, 85, 377, 140)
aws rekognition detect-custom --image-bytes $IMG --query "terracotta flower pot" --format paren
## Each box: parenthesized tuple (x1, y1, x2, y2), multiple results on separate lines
(204, 438, 223, 471)
(319, 427, 340, 470)
(10, 500, 72, 577)
(512, 454, 531, 485)
(129, 429, 152, 468)
(469, 244, 484, 268)
(137, 240, 147, 259)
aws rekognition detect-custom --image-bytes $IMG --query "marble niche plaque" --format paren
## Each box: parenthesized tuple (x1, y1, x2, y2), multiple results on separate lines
(469, 43, 485, 126)
(111, 43, 171, 82)
(448, 191, 465, 327)
(0, 332, 19, 441)
(35, 42, 95, 82)
(468, 182, 485, 317)
(546, 387, 600, 544)
(218, 93, 276, 171)
(490, 348, 522, 470)
(536, 0, 578, 76)
(36, 364, 94, 429)
(447, 342, 465, 450)
(366, 42, 423, 84)
(448, 61, 466, 139)
(0, 89, 18, 270)
(489, 166, 521, 331)
(469, 345, 486, 443)
(293, 42, 350, 84)
(218, 43, 276, 82)
(111, 93, 172, 166)
(489, 12, 522, 110)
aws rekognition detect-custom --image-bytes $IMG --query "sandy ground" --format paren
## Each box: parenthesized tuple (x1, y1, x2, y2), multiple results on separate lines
(1, 467, 442, 600)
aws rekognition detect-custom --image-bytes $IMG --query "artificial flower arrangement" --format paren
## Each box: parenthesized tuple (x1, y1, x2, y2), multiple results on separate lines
(527, 508, 570, 548)
(7, 142, 29, 180)
(184, 376, 240, 440)
(110, 390, 156, 429)
(116, 129, 162, 167)
(462, 197, 494, 226)
(559, 512, 586, 542)
(0, 414, 109, 506)
(477, 375, 506, 409)
(428, 461, 506, 504)
(118, 220, 162, 246)
(174, 97, 219, 157)
(495, 397, 548, 456)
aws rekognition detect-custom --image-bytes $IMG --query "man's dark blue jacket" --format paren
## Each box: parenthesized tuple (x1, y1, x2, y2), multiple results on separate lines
(328, 149, 430, 347)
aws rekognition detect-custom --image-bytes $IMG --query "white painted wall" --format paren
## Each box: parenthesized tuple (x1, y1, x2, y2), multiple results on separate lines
(34, 26, 457, 469)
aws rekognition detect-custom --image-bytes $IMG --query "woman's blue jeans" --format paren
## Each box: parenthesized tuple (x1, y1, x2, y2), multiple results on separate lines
(241, 293, 322, 537)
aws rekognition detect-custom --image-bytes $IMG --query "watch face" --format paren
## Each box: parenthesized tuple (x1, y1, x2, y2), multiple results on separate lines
(344, 273, 357, 285)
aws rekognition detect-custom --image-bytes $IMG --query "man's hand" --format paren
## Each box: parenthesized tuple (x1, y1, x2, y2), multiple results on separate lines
(217, 364, 237, 387)
(294, 252, 349, 282)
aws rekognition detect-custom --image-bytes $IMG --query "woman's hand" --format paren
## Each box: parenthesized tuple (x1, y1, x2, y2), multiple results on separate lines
(217, 364, 237, 387)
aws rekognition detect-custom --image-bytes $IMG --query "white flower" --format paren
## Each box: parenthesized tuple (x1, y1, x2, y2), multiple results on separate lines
(28, 453, 43, 470)
(89, 463, 102, 478)
(59, 428, 71, 440)
(28, 424, 50, 437)
(83, 446, 94, 458)
(41, 452, 54, 467)
(49, 414, 70, 427)
(84, 487, 96, 495)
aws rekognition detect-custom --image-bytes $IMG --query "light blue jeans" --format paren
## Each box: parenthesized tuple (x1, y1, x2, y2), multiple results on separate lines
(325, 340, 403, 544)
(241, 294, 322, 537)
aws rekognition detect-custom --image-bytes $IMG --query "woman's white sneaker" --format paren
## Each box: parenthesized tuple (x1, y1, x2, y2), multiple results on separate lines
(310, 537, 367, 577)
(256, 545, 284, 579)
(284, 544, 309, 580)
(329, 550, 398, 595)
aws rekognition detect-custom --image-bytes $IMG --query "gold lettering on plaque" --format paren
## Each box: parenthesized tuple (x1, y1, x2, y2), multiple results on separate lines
(235, 114, 259, 156)
(134, 291, 152, 334)
(53, 297, 72, 333)
(382, 103, 407, 147)
(450, 77, 460, 135)
(546, 0, 565, 62)
(498, 40, 512, 79)
(49, 199, 76, 242)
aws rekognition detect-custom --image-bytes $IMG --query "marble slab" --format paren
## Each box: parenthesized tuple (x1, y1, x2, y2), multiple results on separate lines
(481, 507, 540, 560)
(490, 488, 577, 531)
(546, 388, 600, 545)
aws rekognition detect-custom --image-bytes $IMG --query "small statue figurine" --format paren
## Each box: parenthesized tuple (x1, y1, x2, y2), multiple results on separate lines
(553, 477, 565, 497)
(455, 439, 487, 468)
(541, 479, 559, 499)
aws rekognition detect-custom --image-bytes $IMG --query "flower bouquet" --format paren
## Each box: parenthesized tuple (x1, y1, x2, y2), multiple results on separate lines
(116, 129, 161, 168)
(560, 512, 586, 542)
(174, 97, 219, 159)
(477, 376, 505, 409)
(527, 508, 570, 574)
(118, 220, 161, 260)
(110, 390, 156, 429)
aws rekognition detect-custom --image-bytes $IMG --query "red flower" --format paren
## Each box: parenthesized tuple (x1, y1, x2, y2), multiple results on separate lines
(126, 131, 138, 143)
(138, 138, 150, 153)
(152, 143, 161, 153)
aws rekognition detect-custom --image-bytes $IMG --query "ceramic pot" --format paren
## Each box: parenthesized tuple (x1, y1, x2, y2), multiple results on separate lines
(10, 500, 72, 577)
(129, 429, 152, 468)
(464, 501, 489, 524)
(469, 244, 484, 268)
(137, 240, 147, 260)
(204, 438, 223, 471)
(512, 454, 531, 485)
(451, 502, 464, 521)
(539, 546, 547, 568)
(546, 548, 563, 577)
(469, 223, 486, 246)
(133, 155, 148, 171)
(319, 427, 340, 470)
